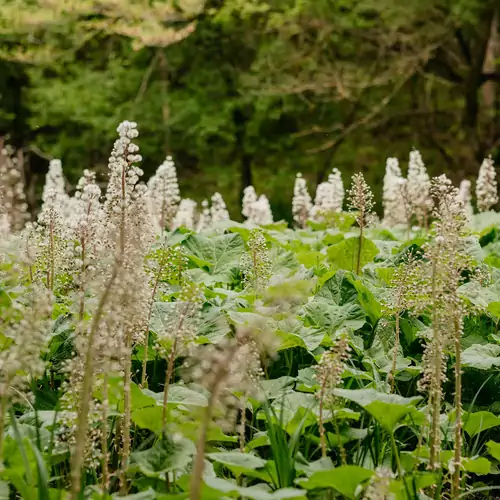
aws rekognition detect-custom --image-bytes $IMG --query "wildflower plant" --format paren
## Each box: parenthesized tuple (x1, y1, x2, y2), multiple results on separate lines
(148, 156, 181, 232)
(292, 173, 312, 228)
(382, 157, 407, 227)
(476, 156, 498, 212)
(347, 172, 375, 274)
(407, 149, 433, 227)
(2, 119, 500, 500)
(241, 228, 272, 294)
(315, 332, 351, 460)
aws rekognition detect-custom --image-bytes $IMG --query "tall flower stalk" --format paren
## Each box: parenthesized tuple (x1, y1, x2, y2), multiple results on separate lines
(347, 173, 375, 274)
(159, 283, 202, 434)
(315, 333, 351, 460)
(187, 330, 264, 500)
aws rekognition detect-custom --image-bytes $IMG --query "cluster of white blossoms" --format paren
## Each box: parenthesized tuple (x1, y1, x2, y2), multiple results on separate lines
(242, 185, 273, 225)
(196, 199, 212, 231)
(310, 168, 344, 222)
(476, 156, 498, 212)
(406, 149, 433, 226)
(292, 173, 312, 228)
(172, 198, 197, 230)
(458, 179, 473, 220)
(3, 129, 500, 245)
(210, 192, 230, 223)
(148, 155, 181, 232)
(382, 157, 407, 227)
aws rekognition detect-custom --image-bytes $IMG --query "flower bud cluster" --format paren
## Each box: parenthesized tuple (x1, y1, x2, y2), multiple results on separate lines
(347, 173, 375, 227)
(241, 229, 272, 291)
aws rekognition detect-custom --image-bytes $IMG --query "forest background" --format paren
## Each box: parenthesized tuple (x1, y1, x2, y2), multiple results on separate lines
(0, 0, 499, 221)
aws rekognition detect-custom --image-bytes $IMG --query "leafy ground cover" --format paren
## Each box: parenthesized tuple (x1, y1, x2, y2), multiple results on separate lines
(2, 124, 500, 499)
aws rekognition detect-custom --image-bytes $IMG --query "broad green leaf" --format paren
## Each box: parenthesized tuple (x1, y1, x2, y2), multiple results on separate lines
(129, 438, 195, 479)
(182, 233, 245, 283)
(350, 278, 381, 324)
(391, 473, 438, 500)
(327, 237, 379, 272)
(296, 465, 374, 499)
(486, 440, 500, 460)
(463, 457, 491, 475)
(207, 451, 267, 477)
(487, 302, 500, 318)
(315, 270, 358, 305)
(132, 406, 164, 433)
(197, 306, 231, 343)
(463, 411, 500, 437)
(276, 317, 325, 352)
(204, 476, 306, 499)
(115, 488, 157, 499)
(145, 385, 208, 407)
(333, 388, 421, 431)
(303, 301, 365, 333)
(462, 344, 500, 370)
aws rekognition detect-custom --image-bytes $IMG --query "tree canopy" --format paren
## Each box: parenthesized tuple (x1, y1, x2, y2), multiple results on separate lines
(0, 0, 498, 219)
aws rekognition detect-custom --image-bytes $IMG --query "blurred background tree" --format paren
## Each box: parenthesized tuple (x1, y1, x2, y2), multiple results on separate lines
(0, 0, 498, 220)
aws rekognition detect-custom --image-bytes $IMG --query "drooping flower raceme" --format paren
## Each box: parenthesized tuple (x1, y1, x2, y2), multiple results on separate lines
(148, 156, 181, 232)
(292, 173, 312, 228)
(476, 156, 498, 212)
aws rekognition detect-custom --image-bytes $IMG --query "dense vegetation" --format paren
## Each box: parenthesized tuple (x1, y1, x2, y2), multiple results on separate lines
(1, 0, 500, 217)
(1, 121, 500, 499)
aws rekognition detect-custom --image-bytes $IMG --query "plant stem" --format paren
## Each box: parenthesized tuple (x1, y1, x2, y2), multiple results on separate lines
(356, 222, 364, 275)
(78, 237, 86, 322)
(0, 395, 6, 464)
(319, 382, 327, 458)
(429, 257, 441, 471)
(452, 315, 463, 499)
(141, 272, 162, 387)
(239, 398, 247, 453)
(162, 340, 177, 435)
(49, 216, 55, 290)
(70, 261, 120, 500)
(390, 312, 400, 393)
(120, 329, 133, 494)
(101, 373, 109, 494)
(333, 413, 346, 466)
(190, 393, 215, 500)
